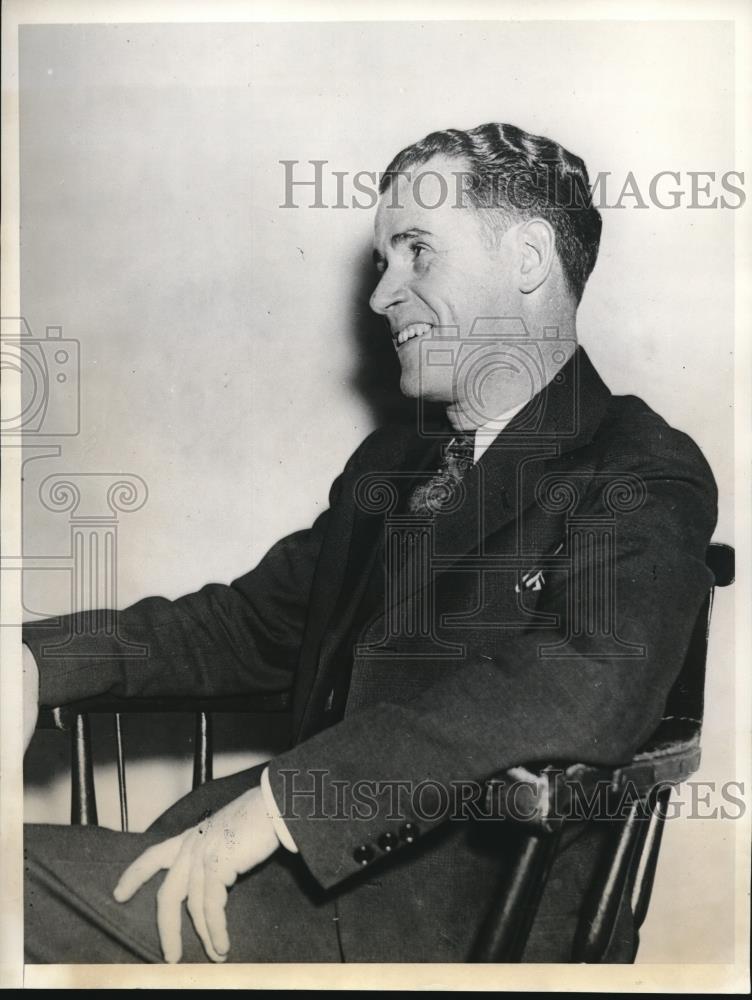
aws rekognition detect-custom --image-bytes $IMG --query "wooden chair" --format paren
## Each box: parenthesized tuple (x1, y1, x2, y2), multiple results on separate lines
(470, 540, 735, 961)
(36, 541, 734, 962)
(38, 692, 291, 830)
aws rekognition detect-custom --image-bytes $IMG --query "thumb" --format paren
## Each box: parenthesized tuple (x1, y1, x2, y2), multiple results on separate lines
(114, 835, 184, 902)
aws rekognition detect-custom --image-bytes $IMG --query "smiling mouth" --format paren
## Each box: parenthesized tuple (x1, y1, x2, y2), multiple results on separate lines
(393, 322, 434, 348)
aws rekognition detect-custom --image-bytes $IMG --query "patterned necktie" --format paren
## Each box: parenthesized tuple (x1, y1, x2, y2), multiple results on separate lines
(406, 431, 476, 516)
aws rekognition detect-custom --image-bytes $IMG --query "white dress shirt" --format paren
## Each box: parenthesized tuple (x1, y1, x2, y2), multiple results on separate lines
(472, 400, 528, 463)
(260, 764, 299, 852)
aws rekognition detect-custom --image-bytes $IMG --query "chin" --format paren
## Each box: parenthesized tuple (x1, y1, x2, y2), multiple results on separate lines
(399, 375, 422, 399)
(399, 369, 452, 403)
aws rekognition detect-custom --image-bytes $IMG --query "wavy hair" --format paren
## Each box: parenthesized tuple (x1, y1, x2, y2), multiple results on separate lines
(380, 123, 602, 304)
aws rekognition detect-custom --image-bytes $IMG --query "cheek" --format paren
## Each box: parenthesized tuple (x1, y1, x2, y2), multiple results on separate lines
(412, 265, 454, 321)
(424, 262, 472, 314)
(468, 272, 512, 324)
(414, 257, 500, 331)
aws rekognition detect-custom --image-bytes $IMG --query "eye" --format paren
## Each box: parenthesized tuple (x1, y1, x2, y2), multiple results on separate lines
(411, 242, 429, 258)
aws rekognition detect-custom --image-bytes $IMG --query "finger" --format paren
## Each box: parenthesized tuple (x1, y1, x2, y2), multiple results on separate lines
(203, 865, 230, 959)
(156, 838, 193, 964)
(114, 835, 184, 902)
(186, 844, 224, 963)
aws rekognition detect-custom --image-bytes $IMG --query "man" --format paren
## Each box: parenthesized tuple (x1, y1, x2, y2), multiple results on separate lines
(22, 122, 717, 963)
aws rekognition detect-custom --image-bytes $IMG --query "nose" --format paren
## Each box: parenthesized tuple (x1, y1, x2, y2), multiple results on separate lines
(369, 265, 408, 317)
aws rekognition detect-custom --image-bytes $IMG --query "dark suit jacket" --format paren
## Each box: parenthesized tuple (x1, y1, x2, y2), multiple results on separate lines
(23, 346, 718, 961)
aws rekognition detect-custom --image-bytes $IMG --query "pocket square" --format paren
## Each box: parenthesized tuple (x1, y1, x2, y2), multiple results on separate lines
(514, 542, 564, 594)
(516, 569, 546, 593)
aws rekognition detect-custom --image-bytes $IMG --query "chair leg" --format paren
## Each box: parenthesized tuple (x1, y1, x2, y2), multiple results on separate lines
(630, 785, 672, 930)
(571, 799, 649, 962)
(470, 826, 563, 962)
(70, 712, 98, 826)
(114, 713, 129, 832)
(192, 711, 213, 789)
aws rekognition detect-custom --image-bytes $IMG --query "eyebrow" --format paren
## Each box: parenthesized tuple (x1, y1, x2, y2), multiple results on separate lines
(372, 227, 433, 265)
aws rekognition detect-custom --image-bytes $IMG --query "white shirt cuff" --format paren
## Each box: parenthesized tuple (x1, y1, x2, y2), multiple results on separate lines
(260, 765, 298, 853)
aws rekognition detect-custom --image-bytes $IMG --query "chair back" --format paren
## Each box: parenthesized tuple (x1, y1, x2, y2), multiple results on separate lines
(471, 541, 735, 963)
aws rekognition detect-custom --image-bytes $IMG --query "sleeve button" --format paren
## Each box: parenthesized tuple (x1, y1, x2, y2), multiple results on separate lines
(353, 844, 374, 866)
(377, 832, 399, 853)
(399, 822, 418, 844)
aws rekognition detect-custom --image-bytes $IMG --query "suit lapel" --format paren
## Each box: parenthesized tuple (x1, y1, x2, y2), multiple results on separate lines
(317, 419, 447, 662)
(385, 346, 612, 612)
(293, 346, 611, 735)
(291, 415, 447, 733)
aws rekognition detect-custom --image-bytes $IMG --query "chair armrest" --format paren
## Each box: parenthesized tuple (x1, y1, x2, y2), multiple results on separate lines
(485, 715, 702, 832)
(706, 542, 734, 587)
(37, 692, 292, 731)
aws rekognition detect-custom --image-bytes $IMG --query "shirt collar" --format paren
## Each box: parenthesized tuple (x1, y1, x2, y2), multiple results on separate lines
(471, 400, 528, 464)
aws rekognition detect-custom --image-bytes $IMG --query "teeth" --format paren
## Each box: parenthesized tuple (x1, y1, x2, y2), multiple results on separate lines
(396, 322, 433, 345)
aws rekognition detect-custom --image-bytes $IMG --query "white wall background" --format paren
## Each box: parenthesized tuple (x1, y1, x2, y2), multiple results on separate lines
(19, 20, 736, 964)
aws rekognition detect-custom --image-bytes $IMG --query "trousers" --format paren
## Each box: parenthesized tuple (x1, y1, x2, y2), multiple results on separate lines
(25, 763, 343, 964)
(24, 762, 637, 964)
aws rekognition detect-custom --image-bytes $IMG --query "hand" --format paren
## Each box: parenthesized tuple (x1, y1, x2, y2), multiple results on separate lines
(22, 644, 40, 756)
(114, 786, 280, 963)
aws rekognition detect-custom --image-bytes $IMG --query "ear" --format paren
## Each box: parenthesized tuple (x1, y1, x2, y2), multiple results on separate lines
(516, 218, 556, 294)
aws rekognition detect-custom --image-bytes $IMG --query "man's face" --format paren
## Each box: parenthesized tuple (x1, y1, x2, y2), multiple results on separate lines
(370, 155, 519, 408)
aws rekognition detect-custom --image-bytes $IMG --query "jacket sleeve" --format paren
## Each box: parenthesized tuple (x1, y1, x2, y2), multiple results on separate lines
(22, 472, 345, 709)
(266, 426, 719, 890)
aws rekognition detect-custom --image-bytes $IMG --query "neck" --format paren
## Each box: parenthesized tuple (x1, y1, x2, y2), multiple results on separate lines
(445, 326, 578, 432)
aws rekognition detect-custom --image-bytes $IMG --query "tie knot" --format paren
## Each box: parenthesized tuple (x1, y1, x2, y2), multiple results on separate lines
(445, 431, 475, 474)
(404, 430, 476, 517)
